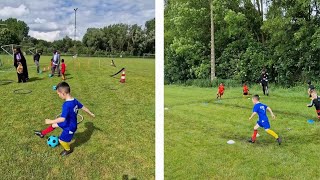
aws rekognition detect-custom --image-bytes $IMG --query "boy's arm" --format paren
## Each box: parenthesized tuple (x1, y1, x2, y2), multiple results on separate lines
(249, 112, 257, 120)
(307, 99, 314, 107)
(267, 107, 276, 119)
(81, 106, 95, 118)
(45, 117, 65, 124)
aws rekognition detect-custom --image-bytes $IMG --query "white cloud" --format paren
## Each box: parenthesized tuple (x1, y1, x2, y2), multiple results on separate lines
(0, 0, 154, 41)
(0, 4, 29, 18)
(34, 18, 46, 23)
(29, 30, 60, 42)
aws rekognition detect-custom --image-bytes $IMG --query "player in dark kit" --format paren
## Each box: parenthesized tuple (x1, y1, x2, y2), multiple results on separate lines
(307, 91, 320, 120)
(260, 70, 269, 96)
(307, 80, 315, 98)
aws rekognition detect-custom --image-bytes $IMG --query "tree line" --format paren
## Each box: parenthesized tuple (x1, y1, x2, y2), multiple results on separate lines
(165, 0, 320, 86)
(0, 18, 155, 57)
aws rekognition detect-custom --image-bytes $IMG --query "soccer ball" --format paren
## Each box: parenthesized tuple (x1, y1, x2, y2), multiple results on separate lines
(52, 85, 57, 90)
(47, 135, 59, 148)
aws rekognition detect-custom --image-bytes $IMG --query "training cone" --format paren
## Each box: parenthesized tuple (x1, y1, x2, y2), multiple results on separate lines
(120, 69, 126, 83)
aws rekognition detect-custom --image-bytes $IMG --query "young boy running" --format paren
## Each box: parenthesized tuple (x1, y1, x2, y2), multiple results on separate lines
(248, 94, 282, 145)
(243, 83, 249, 96)
(61, 59, 66, 80)
(216, 83, 225, 99)
(34, 82, 95, 156)
(307, 91, 320, 120)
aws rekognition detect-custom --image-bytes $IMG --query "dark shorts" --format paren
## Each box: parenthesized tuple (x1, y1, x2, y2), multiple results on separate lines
(243, 92, 248, 95)
(257, 120, 270, 129)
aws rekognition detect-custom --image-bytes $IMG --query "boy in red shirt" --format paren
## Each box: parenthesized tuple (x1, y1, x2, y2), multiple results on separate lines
(216, 83, 225, 99)
(61, 59, 66, 80)
(243, 83, 249, 96)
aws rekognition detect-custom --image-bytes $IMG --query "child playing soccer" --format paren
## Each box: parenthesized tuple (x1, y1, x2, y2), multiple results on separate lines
(34, 82, 95, 156)
(61, 59, 66, 80)
(243, 83, 249, 96)
(307, 91, 320, 120)
(248, 95, 282, 145)
(216, 83, 225, 99)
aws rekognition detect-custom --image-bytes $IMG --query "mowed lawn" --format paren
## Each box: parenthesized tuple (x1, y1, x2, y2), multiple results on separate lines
(165, 85, 320, 179)
(0, 55, 155, 179)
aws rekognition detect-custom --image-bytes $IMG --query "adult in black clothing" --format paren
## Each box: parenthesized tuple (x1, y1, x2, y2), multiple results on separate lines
(260, 70, 269, 96)
(13, 48, 29, 82)
(33, 51, 41, 73)
(307, 80, 315, 98)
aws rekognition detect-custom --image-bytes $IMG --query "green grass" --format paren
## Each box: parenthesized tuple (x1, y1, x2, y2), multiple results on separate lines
(165, 85, 320, 179)
(0, 55, 155, 179)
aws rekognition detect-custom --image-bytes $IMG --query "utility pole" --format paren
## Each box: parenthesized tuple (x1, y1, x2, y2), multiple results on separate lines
(74, 8, 78, 41)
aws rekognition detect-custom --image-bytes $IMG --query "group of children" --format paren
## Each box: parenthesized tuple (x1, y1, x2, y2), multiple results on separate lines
(214, 80, 320, 146)
(216, 82, 249, 99)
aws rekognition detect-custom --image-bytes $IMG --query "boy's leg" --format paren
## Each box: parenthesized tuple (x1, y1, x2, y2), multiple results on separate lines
(265, 129, 278, 139)
(59, 140, 70, 151)
(59, 129, 74, 156)
(34, 123, 58, 138)
(262, 84, 265, 95)
(265, 129, 281, 145)
(249, 124, 260, 143)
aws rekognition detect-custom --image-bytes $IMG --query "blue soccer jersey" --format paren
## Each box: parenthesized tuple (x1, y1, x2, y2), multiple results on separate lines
(253, 102, 269, 122)
(58, 98, 83, 132)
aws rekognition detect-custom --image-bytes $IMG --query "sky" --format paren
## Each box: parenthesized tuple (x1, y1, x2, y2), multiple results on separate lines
(0, 0, 155, 42)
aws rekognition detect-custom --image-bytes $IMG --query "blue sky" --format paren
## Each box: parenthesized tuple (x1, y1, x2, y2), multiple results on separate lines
(0, 0, 155, 41)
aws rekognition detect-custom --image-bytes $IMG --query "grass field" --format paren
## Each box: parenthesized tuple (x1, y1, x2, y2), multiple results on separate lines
(0, 55, 155, 179)
(165, 85, 320, 179)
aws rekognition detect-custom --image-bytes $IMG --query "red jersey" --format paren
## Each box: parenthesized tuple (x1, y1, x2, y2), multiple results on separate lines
(61, 63, 66, 73)
(218, 85, 225, 92)
(243, 85, 249, 93)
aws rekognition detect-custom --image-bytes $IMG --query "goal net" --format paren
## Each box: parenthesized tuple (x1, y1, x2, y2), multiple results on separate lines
(0, 44, 38, 57)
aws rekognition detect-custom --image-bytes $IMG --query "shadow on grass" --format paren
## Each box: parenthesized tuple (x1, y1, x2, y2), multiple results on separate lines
(27, 77, 44, 82)
(72, 122, 102, 149)
(122, 174, 138, 180)
(0, 79, 14, 85)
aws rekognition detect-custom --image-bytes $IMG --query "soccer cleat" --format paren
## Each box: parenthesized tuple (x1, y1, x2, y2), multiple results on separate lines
(34, 131, 44, 138)
(277, 137, 282, 145)
(60, 149, 73, 156)
(248, 139, 255, 143)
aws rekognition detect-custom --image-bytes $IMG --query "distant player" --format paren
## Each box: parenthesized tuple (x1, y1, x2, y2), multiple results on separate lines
(307, 91, 320, 120)
(243, 83, 249, 96)
(248, 94, 282, 145)
(260, 70, 269, 96)
(33, 51, 41, 73)
(61, 59, 66, 80)
(216, 83, 225, 99)
(307, 80, 315, 98)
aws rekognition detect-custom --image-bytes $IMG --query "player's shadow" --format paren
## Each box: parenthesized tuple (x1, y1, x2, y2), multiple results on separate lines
(72, 122, 102, 149)
(27, 77, 44, 82)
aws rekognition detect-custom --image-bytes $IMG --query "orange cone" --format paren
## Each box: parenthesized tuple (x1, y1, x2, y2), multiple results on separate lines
(120, 69, 126, 83)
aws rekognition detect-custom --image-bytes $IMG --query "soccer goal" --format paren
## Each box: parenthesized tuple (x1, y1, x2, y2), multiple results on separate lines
(0, 44, 38, 57)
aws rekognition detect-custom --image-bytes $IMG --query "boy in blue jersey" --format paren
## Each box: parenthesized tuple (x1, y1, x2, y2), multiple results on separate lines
(34, 82, 95, 156)
(248, 94, 282, 145)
